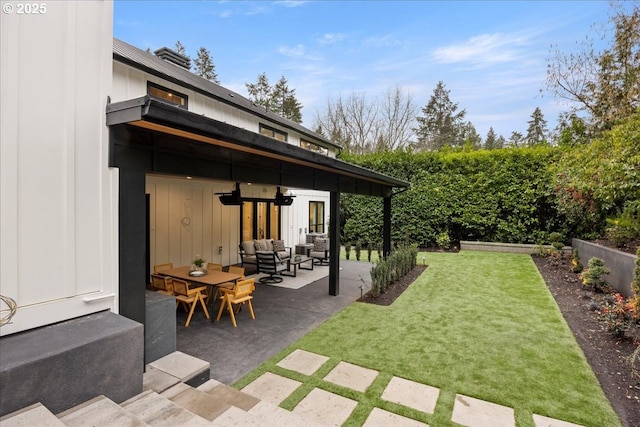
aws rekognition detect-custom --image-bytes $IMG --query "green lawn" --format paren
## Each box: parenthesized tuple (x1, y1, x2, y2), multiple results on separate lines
(235, 251, 620, 427)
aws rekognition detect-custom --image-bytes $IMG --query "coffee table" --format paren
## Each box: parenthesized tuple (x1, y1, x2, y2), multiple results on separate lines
(283, 256, 314, 277)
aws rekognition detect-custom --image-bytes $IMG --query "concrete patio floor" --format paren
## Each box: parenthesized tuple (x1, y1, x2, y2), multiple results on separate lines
(175, 260, 372, 384)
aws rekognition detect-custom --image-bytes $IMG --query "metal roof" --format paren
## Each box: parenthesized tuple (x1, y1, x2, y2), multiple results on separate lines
(113, 38, 342, 152)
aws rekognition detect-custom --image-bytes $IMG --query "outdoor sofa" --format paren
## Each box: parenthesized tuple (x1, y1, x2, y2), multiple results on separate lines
(239, 239, 291, 268)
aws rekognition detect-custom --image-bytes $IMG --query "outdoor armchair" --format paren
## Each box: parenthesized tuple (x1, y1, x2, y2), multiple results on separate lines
(309, 237, 330, 265)
(256, 251, 288, 283)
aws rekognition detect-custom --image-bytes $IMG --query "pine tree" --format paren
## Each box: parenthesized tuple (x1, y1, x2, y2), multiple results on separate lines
(460, 121, 482, 149)
(174, 41, 187, 56)
(246, 74, 303, 123)
(484, 127, 498, 150)
(414, 81, 466, 151)
(193, 47, 219, 83)
(525, 107, 548, 146)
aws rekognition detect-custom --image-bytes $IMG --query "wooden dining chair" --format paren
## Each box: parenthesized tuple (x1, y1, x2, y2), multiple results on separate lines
(172, 278, 210, 327)
(153, 262, 173, 274)
(206, 262, 223, 271)
(150, 273, 174, 295)
(216, 278, 256, 327)
(212, 266, 246, 304)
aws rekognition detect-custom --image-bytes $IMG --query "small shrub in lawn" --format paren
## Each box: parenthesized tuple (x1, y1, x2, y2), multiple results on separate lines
(367, 242, 373, 262)
(368, 245, 418, 298)
(598, 293, 636, 337)
(345, 243, 352, 260)
(355, 241, 362, 261)
(581, 257, 611, 293)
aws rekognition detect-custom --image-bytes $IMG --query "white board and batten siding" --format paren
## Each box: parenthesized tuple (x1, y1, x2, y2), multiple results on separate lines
(0, 1, 116, 336)
(147, 176, 244, 270)
(112, 61, 304, 149)
(282, 190, 331, 245)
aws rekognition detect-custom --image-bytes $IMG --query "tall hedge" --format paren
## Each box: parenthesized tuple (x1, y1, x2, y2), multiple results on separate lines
(341, 146, 566, 247)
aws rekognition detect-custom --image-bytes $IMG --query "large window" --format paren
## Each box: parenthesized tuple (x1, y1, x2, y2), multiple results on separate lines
(242, 200, 281, 241)
(300, 139, 329, 155)
(147, 82, 188, 108)
(309, 201, 325, 233)
(259, 124, 287, 142)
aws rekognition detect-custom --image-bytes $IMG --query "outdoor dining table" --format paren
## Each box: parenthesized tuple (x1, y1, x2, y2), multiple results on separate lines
(159, 266, 242, 318)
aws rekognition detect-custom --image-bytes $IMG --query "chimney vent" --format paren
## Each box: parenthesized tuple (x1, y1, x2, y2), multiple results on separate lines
(154, 47, 191, 70)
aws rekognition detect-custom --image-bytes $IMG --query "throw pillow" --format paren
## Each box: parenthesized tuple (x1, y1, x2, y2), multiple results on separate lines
(242, 241, 256, 255)
(273, 240, 286, 251)
(313, 237, 326, 251)
(254, 239, 268, 251)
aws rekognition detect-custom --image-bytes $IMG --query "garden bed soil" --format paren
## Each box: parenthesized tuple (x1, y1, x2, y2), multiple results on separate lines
(533, 255, 639, 427)
(359, 253, 639, 427)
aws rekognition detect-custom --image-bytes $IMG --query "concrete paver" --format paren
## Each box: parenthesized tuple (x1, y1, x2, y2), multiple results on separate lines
(323, 361, 379, 392)
(451, 394, 515, 427)
(148, 351, 209, 382)
(292, 388, 358, 427)
(276, 349, 330, 376)
(241, 372, 302, 405)
(363, 407, 429, 427)
(381, 376, 440, 414)
(533, 414, 585, 427)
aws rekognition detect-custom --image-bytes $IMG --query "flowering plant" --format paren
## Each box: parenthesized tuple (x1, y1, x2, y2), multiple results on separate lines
(598, 293, 636, 336)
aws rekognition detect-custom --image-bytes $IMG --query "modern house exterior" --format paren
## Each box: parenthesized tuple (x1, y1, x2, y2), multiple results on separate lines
(0, 0, 407, 416)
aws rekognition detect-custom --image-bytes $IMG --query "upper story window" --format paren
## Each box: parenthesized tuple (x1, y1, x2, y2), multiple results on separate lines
(147, 82, 188, 109)
(259, 124, 287, 142)
(300, 139, 329, 155)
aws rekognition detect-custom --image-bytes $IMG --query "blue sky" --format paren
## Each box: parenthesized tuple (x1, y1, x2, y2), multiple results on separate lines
(114, 1, 619, 141)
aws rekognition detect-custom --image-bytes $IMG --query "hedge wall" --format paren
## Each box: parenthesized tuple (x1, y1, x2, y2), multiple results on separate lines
(340, 146, 568, 247)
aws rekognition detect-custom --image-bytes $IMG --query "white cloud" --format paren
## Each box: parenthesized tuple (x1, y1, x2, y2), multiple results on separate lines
(318, 33, 345, 45)
(432, 33, 530, 67)
(278, 44, 306, 58)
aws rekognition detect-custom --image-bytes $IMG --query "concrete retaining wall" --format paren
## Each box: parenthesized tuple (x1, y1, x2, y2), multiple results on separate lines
(461, 241, 571, 255)
(0, 311, 143, 416)
(572, 239, 636, 298)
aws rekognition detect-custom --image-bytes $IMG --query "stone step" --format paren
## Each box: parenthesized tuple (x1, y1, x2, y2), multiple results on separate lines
(57, 395, 149, 427)
(161, 382, 232, 422)
(121, 389, 211, 427)
(197, 379, 261, 411)
(0, 402, 66, 427)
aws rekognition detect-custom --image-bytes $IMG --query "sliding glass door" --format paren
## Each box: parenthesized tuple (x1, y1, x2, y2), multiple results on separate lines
(242, 200, 280, 241)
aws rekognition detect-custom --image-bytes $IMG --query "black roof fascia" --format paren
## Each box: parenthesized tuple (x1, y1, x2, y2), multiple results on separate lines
(106, 96, 408, 190)
(112, 38, 342, 153)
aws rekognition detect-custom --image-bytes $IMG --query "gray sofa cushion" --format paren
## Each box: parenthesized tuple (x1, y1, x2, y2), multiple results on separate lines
(242, 241, 256, 255)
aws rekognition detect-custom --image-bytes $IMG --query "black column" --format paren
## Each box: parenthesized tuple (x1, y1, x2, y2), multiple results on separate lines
(383, 195, 392, 258)
(118, 168, 146, 326)
(329, 191, 340, 296)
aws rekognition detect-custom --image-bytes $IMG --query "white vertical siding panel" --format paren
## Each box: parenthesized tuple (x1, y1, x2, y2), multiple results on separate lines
(168, 185, 182, 265)
(155, 184, 170, 264)
(192, 186, 204, 262)
(202, 185, 214, 264)
(1, 0, 115, 335)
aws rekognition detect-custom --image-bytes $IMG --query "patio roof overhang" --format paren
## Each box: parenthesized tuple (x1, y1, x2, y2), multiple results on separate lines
(106, 96, 409, 196)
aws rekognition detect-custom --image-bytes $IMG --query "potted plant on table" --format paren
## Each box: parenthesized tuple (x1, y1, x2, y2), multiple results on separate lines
(192, 255, 205, 272)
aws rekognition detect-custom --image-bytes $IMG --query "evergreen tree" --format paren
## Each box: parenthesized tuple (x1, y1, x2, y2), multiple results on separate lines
(245, 73, 303, 123)
(193, 46, 219, 83)
(460, 121, 482, 149)
(414, 81, 467, 151)
(496, 135, 506, 149)
(174, 41, 187, 56)
(484, 127, 498, 150)
(508, 131, 524, 147)
(525, 107, 548, 146)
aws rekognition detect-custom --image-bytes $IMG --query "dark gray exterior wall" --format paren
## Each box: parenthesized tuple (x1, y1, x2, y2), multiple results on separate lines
(0, 311, 143, 416)
(572, 238, 637, 298)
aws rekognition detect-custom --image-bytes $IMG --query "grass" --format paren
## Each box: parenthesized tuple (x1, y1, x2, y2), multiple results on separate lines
(235, 251, 621, 427)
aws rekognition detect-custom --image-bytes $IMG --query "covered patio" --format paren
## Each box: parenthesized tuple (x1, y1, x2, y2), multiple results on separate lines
(173, 260, 372, 384)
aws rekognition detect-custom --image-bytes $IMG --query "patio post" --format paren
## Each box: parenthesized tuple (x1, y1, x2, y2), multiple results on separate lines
(383, 194, 392, 258)
(329, 191, 340, 296)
